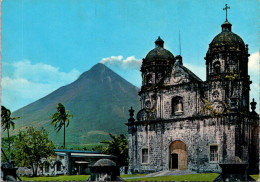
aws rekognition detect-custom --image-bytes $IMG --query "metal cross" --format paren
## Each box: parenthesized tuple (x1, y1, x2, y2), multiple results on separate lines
(223, 4, 230, 21)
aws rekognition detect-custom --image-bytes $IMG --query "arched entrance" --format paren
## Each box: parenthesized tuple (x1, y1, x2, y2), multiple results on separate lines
(169, 140, 187, 170)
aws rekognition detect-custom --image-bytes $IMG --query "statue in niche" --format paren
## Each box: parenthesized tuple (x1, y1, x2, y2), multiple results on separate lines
(172, 97, 183, 115)
(176, 100, 183, 113)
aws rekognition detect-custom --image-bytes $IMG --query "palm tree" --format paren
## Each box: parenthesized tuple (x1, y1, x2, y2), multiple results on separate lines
(101, 133, 128, 166)
(1, 106, 20, 151)
(50, 103, 73, 149)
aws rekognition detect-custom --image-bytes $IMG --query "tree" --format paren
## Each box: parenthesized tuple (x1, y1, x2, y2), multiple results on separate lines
(101, 133, 128, 166)
(50, 103, 73, 149)
(1, 106, 20, 151)
(13, 127, 55, 177)
(1, 136, 17, 162)
(91, 145, 106, 153)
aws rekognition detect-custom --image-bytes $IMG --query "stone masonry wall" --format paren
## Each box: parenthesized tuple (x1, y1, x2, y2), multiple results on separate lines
(128, 116, 252, 173)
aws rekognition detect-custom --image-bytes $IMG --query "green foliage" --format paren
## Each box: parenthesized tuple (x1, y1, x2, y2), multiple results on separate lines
(222, 101, 230, 114)
(201, 99, 230, 117)
(50, 103, 73, 132)
(225, 70, 238, 81)
(1, 105, 20, 151)
(101, 133, 128, 166)
(1, 106, 16, 130)
(201, 98, 221, 117)
(51, 103, 73, 148)
(1, 136, 17, 162)
(90, 145, 106, 152)
(55, 143, 107, 151)
(14, 127, 55, 177)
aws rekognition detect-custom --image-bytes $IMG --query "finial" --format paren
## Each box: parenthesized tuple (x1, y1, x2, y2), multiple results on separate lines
(128, 106, 135, 123)
(223, 4, 230, 21)
(250, 98, 257, 113)
(155, 36, 164, 48)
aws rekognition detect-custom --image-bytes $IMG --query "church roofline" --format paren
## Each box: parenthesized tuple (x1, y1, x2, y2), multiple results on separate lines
(179, 64, 203, 82)
(126, 112, 258, 127)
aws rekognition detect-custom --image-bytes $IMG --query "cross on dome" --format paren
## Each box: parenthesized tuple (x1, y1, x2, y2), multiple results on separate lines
(223, 4, 230, 21)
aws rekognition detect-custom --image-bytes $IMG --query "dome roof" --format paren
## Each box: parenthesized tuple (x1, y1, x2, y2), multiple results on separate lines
(93, 159, 116, 167)
(144, 37, 174, 61)
(209, 21, 245, 52)
(145, 47, 174, 60)
(211, 32, 245, 48)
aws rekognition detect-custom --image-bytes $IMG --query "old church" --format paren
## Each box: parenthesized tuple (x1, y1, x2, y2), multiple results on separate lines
(127, 11, 259, 174)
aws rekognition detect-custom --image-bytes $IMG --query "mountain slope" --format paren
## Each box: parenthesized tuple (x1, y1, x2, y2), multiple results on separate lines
(11, 63, 140, 146)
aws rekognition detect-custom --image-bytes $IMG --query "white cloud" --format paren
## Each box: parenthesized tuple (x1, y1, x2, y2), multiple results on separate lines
(248, 51, 259, 74)
(2, 60, 80, 111)
(248, 52, 259, 105)
(12, 60, 80, 84)
(100, 55, 142, 70)
(2, 77, 54, 100)
(99, 55, 142, 87)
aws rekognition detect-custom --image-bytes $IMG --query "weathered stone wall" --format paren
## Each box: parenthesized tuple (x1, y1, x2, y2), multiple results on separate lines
(158, 83, 200, 119)
(128, 116, 255, 174)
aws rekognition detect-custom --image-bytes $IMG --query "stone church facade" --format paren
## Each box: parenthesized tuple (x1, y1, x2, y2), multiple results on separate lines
(127, 18, 259, 173)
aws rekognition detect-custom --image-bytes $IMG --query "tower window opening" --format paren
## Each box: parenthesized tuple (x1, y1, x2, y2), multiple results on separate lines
(213, 62, 221, 74)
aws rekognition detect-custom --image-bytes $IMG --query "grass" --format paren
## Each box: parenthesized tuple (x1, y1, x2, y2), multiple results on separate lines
(21, 175, 90, 181)
(20, 174, 143, 181)
(124, 174, 260, 181)
(19, 173, 259, 181)
(251, 174, 259, 181)
(125, 173, 219, 181)
(121, 174, 147, 178)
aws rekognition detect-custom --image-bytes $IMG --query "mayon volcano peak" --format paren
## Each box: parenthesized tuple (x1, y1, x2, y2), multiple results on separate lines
(11, 63, 140, 146)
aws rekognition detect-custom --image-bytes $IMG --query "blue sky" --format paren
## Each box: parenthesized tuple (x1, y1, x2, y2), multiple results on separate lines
(2, 0, 259, 112)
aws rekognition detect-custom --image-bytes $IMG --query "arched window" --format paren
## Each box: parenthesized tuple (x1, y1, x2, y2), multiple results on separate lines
(213, 61, 220, 74)
(172, 97, 183, 115)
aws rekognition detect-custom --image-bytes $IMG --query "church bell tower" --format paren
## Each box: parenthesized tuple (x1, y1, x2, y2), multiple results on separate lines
(204, 4, 251, 113)
(138, 37, 175, 120)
